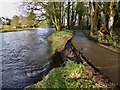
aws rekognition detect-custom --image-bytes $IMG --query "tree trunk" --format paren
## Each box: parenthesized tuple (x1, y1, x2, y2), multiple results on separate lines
(108, 16, 114, 37)
(90, 2, 99, 36)
(70, 2, 74, 29)
(78, 15, 82, 27)
(56, 25, 62, 31)
(67, 2, 70, 29)
(59, 2, 62, 30)
(89, 2, 93, 36)
(86, 15, 89, 28)
(108, 2, 116, 38)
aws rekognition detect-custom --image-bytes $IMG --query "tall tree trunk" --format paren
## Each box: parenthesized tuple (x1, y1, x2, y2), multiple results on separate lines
(70, 2, 75, 29)
(108, 16, 114, 37)
(52, 2, 62, 31)
(98, 2, 109, 42)
(67, 1, 70, 29)
(89, 2, 93, 36)
(59, 2, 62, 30)
(90, 2, 99, 36)
(108, 2, 116, 38)
(61, 2, 64, 28)
(86, 14, 89, 28)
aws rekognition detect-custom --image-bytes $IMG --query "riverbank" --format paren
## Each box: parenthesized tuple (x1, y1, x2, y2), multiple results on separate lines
(25, 30, 116, 89)
(0, 28, 36, 33)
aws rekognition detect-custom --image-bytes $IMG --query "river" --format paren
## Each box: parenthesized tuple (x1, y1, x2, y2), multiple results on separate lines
(0, 28, 54, 89)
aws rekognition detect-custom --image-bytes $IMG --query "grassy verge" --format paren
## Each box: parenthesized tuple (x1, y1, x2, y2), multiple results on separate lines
(25, 60, 104, 89)
(79, 29, 120, 48)
(0, 28, 36, 33)
(48, 30, 74, 55)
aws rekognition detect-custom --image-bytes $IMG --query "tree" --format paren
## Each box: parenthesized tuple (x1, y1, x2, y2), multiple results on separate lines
(27, 10, 37, 27)
(20, 1, 65, 31)
(11, 15, 20, 28)
(77, 2, 85, 28)
(89, 2, 100, 36)
(108, 2, 117, 38)
(67, 1, 70, 29)
(19, 15, 28, 28)
(4, 18, 11, 25)
(39, 2, 65, 31)
(88, 1, 119, 43)
(70, 2, 77, 29)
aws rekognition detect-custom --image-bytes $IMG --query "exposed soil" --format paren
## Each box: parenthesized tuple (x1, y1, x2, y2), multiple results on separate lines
(61, 39, 118, 89)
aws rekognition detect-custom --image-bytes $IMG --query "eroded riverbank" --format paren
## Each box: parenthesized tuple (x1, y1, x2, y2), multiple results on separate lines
(25, 30, 116, 89)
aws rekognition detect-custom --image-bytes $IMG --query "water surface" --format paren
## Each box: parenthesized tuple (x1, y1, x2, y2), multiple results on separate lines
(1, 28, 54, 89)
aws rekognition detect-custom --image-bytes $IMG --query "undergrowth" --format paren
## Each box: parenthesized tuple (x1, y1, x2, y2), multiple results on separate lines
(25, 60, 104, 89)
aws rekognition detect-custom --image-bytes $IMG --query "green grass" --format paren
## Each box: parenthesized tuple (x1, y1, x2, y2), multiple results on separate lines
(0, 28, 36, 33)
(48, 30, 74, 55)
(25, 60, 104, 89)
(79, 29, 120, 48)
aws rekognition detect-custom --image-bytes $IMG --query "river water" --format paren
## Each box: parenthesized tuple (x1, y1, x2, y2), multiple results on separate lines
(0, 28, 54, 89)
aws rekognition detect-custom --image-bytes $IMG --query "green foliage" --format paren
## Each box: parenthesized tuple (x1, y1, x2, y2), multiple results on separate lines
(40, 2, 63, 31)
(38, 20, 50, 28)
(11, 15, 20, 28)
(19, 16, 28, 28)
(48, 30, 74, 55)
(25, 61, 103, 89)
(0, 28, 36, 33)
(4, 20, 11, 25)
(27, 10, 37, 27)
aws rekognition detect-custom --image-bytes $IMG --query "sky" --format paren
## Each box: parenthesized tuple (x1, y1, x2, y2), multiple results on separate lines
(0, 0, 22, 19)
(0, 0, 119, 19)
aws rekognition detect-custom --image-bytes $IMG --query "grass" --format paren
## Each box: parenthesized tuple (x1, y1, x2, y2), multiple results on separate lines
(25, 60, 104, 89)
(0, 28, 36, 33)
(79, 29, 120, 48)
(48, 30, 74, 55)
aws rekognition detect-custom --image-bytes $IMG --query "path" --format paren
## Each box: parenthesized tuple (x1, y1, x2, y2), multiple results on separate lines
(72, 31, 119, 85)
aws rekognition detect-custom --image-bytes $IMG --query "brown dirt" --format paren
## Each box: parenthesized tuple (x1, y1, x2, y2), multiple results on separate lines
(57, 37, 72, 52)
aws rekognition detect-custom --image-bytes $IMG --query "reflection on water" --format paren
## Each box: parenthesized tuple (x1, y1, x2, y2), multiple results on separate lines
(0, 28, 54, 89)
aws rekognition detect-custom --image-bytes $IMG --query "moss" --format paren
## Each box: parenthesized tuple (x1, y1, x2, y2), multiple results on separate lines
(48, 30, 74, 55)
(25, 61, 104, 89)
